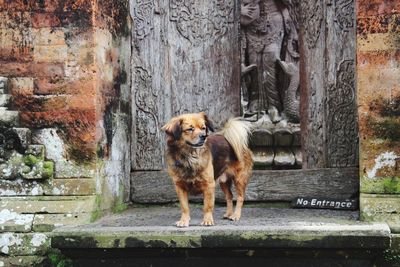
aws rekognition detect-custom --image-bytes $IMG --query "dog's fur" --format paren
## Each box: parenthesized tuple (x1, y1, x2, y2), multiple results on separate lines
(162, 112, 253, 227)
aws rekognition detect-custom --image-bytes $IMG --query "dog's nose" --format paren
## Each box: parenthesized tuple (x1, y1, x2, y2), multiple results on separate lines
(199, 134, 207, 141)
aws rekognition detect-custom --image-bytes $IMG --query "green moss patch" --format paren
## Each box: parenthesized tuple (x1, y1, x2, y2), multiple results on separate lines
(361, 177, 400, 194)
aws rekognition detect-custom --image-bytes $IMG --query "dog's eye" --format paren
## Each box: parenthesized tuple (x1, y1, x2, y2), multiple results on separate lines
(201, 126, 206, 130)
(185, 128, 194, 133)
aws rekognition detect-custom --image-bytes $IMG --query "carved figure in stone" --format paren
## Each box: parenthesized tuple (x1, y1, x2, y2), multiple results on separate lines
(241, 0, 300, 124)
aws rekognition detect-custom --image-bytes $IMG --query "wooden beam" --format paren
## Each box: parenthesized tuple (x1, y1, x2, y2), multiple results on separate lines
(131, 168, 359, 203)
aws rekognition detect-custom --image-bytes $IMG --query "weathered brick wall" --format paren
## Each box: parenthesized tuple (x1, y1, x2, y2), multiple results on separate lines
(0, 0, 130, 264)
(357, 0, 400, 234)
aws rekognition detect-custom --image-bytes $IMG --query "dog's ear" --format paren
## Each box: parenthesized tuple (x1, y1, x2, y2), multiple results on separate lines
(200, 112, 215, 133)
(161, 118, 182, 140)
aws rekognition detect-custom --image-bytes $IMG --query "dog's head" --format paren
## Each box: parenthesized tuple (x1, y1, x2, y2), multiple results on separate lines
(162, 112, 214, 148)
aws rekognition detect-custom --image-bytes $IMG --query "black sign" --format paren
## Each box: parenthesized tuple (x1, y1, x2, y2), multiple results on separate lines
(291, 197, 358, 210)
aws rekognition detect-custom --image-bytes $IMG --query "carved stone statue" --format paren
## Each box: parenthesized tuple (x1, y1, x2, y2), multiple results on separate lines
(241, 0, 300, 124)
(241, 0, 301, 169)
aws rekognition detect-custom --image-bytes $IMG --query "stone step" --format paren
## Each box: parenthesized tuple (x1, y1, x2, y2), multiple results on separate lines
(52, 206, 391, 250)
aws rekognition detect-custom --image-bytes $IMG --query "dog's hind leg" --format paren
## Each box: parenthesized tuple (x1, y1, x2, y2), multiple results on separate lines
(219, 174, 234, 219)
(229, 178, 248, 221)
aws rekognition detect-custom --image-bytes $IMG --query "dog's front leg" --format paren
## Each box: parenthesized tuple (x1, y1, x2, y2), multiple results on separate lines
(201, 181, 215, 226)
(175, 185, 190, 227)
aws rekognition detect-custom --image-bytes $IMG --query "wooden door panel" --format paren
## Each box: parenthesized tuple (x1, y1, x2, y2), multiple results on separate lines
(131, 0, 240, 170)
(300, 0, 358, 169)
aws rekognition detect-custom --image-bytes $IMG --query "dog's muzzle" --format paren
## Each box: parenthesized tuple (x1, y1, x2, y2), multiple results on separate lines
(186, 135, 206, 147)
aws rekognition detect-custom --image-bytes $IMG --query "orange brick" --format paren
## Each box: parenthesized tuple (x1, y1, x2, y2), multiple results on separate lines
(31, 12, 61, 28)
(357, 50, 400, 68)
(357, 0, 400, 17)
(32, 63, 64, 78)
(0, 11, 31, 28)
(0, 28, 33, 47)
(33, 28, 66, 46)
(13, 95, 69, 112)
(34, 45, 68, 63)
(0, 46, 33, 62)
(9, 77, 34, 95)
(68, 94, 96, 110)
(34, 77, 96, 95)
(0, 2, 32, 12)
(0, 62, 31, 76)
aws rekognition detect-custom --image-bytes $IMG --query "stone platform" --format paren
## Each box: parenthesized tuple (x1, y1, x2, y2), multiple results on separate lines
(50, 205, 392, 266)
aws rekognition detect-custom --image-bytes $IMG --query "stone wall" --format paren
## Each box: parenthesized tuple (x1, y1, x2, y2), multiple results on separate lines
(357, 0, 400, 257)
(0, 0, 131, 264)
(357, 0, 400, 236)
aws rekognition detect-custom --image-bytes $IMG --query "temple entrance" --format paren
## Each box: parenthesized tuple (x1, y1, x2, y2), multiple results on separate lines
(129, 0, 359, 203)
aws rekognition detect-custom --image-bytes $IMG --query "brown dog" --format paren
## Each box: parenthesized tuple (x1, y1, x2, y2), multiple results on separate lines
(162, 112, 253, 227)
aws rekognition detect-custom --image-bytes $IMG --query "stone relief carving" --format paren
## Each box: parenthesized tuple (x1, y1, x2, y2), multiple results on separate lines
(133, 67, 161, 169)
(327, 60, 358, 167)
(335, 0, 354, 30)
(169, 0, 234, 44)
(0, 77, 54, 180)
(240, 0, 301, 169)
(132, 0, 154, 40)
(301, 0, 323, 49)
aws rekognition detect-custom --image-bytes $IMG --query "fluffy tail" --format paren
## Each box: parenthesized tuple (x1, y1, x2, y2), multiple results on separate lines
(218, 118, 252, 161)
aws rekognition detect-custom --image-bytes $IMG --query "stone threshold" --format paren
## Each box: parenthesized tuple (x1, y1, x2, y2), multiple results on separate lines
(51, 205, 391, 250)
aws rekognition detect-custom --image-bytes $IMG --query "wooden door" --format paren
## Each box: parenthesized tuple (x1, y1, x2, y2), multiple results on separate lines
(130, 0, 240, 170)
(130, 0, 359, 204)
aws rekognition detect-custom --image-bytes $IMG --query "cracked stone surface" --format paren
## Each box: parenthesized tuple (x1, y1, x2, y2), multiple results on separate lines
(52, 205, 391, 250)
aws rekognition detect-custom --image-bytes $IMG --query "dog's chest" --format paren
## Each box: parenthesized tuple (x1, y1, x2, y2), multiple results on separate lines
(174, 155, 207, 180)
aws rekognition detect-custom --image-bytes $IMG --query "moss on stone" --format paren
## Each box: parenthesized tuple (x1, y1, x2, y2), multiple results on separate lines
(42, 161, 54, 179)
(361, 177, 400, 194)
(24, 154, 39, 167)
(46, 248, 73, 267)
(90, 195, 103, 222)
(383, 178, 400, 194)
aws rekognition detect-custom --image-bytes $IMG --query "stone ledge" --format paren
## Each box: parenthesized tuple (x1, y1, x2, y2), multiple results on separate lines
(51, 206, 391, 250)
(0, 196, 96, 214)
(360, 193, 400, 233)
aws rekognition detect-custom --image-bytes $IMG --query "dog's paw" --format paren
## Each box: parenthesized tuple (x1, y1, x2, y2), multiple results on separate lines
(175, 219, 190, 228)
(223, 212, 233, 219)
(201, 219, 214, 226)
(201, 214, 214, 226)
(228, 213, 241, 221)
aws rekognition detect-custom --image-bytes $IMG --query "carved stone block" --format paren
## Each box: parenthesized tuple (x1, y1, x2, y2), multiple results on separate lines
(273, 148, 295, 166)
(291, 124, 301, 146)
(273, 127, 293, 147)
(252, 147, 274, 168)
(250, 128, 273, 147)
(293, 147, 302, 167)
